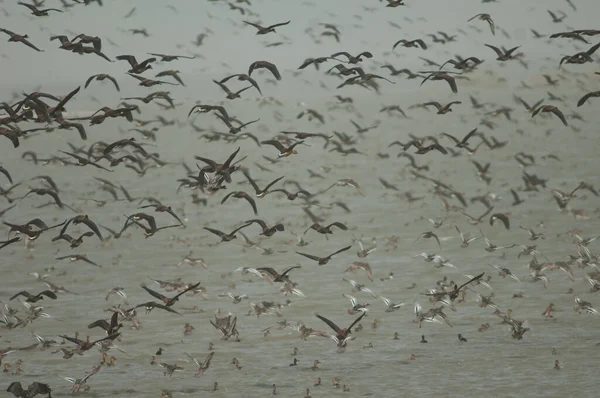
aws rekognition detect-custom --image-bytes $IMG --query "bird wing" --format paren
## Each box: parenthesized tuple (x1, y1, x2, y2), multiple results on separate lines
(327, 222, 348, 231)
(172, 281, 201, 300)
(551, 107, 568, 126)
(490, 213, 510, 229)
(106, 75, 120, 91)
(260, 139, 286, 152)
(270, 21, 291, 29)
(84, 74, 98, 89)
(329, 245, 352, 258)
(88, 319, 110, 330)
(243, 171, 261, 194)
(441, 74, 458, 93)
(80, 218, 103, 240)
(280, 265, 301, 278)
(577, 92, 595, 107)
(243, 21, 264, 30)
(484, 44, 503, 57)
(296, 251, 321, 262)
(21, 38, 43, 52)
(140, 283, 167, 300)
(315, 313, 342, 333)
(212, 79, 232, 94)
(346, 312, 366, 333)
(263, 175, 285, 192)
(456, 272, 485, 292)
(148, 302, 181, 315)
(230, 222, 252, 235)
(461, 128, 478, 144)
(441, 133, 460, 145)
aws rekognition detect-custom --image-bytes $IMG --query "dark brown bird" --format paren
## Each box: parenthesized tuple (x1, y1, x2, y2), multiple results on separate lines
(441, 128, 479, 151)
(134, 301, 181, 315)
(203, 223, 252, 242)
(403, 140, 448, 155)
(422, 101, 461, 114)
(52, 231, 95, 248)
(425, 273, 485, 302)
(61, 332, 121, 353)
(248, 60, 282, 80)
(124, 213, 181, 237)
(577, 91, 600, 107)
(392, 39, 427, 50)
(212, 80, 252, 99)
(18, 1, 63, 16)
(244, 172, 284, 198)
(315, 312, 365, 346)
(0, 165, 12, 184)
(244, 219, 285, 237)
(484, 44, 521, 61)
(298, 57, 339, 70)
(331, 51, 373, 64)
(444, 57, 483, 71)
(116, 55, 156, 74)
(490, 213, 510, 230)
(7, 381, 52, 398)
(256, 266, 301, 282)
(3, 218, 61, 239)
(269, 188, 311, 200)
(148, 52, 195, 62)
(188, 104, 230, 120)
(420, 71, 459, 93)
(85, 74, 120, 91)
(72, 33, 102, 51)
(0, 237, 22, 250)
(296, 245, 352, 265)
(0, 127, 23, 148)
(9, 290, 57, 302)
(140, 281, 200, 306)
(56, 254, 100, 267)
(59, 214, 104, 241)
(221, 191, 258, 215)
(103, 137, 148, 156)
(531, 105, 568, 126)
(467, 13, 495, 35)
(413, 231, 441, 249)
(59, 150, 112, 171)
(155, 70, 185, 86)
(547, 9, 567, 23)
(20, 188, 66, 208)
(88, 311, 122, 335)
(138, 204, 184, 226)
(243, 20, 290, 35)
(0, 28, 43, 52)
(128, 73, 178, 87)
(219, 74, 262, 95)
(304, 222, 348, 235)
(216, 114, 260, 135)
(515, 96, 545, 113)
(261, 139, 304, 157)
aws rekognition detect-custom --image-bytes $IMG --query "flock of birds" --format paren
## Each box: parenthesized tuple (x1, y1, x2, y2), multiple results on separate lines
(1, 0, 600, 397)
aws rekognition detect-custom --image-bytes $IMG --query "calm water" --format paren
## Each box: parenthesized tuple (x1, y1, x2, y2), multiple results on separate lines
(1, 0, 600, 397)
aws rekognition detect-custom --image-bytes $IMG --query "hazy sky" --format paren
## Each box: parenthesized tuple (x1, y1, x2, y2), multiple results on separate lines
(0, 0, 598, 106)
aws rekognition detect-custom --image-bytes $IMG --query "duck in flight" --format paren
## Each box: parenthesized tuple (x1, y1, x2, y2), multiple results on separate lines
(243, 20, 291, 35)
(296, 245, 352, 265)
(261, 139, 304, 157)
(315, 312, 365, 347)
(0, 28, 43, 52)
